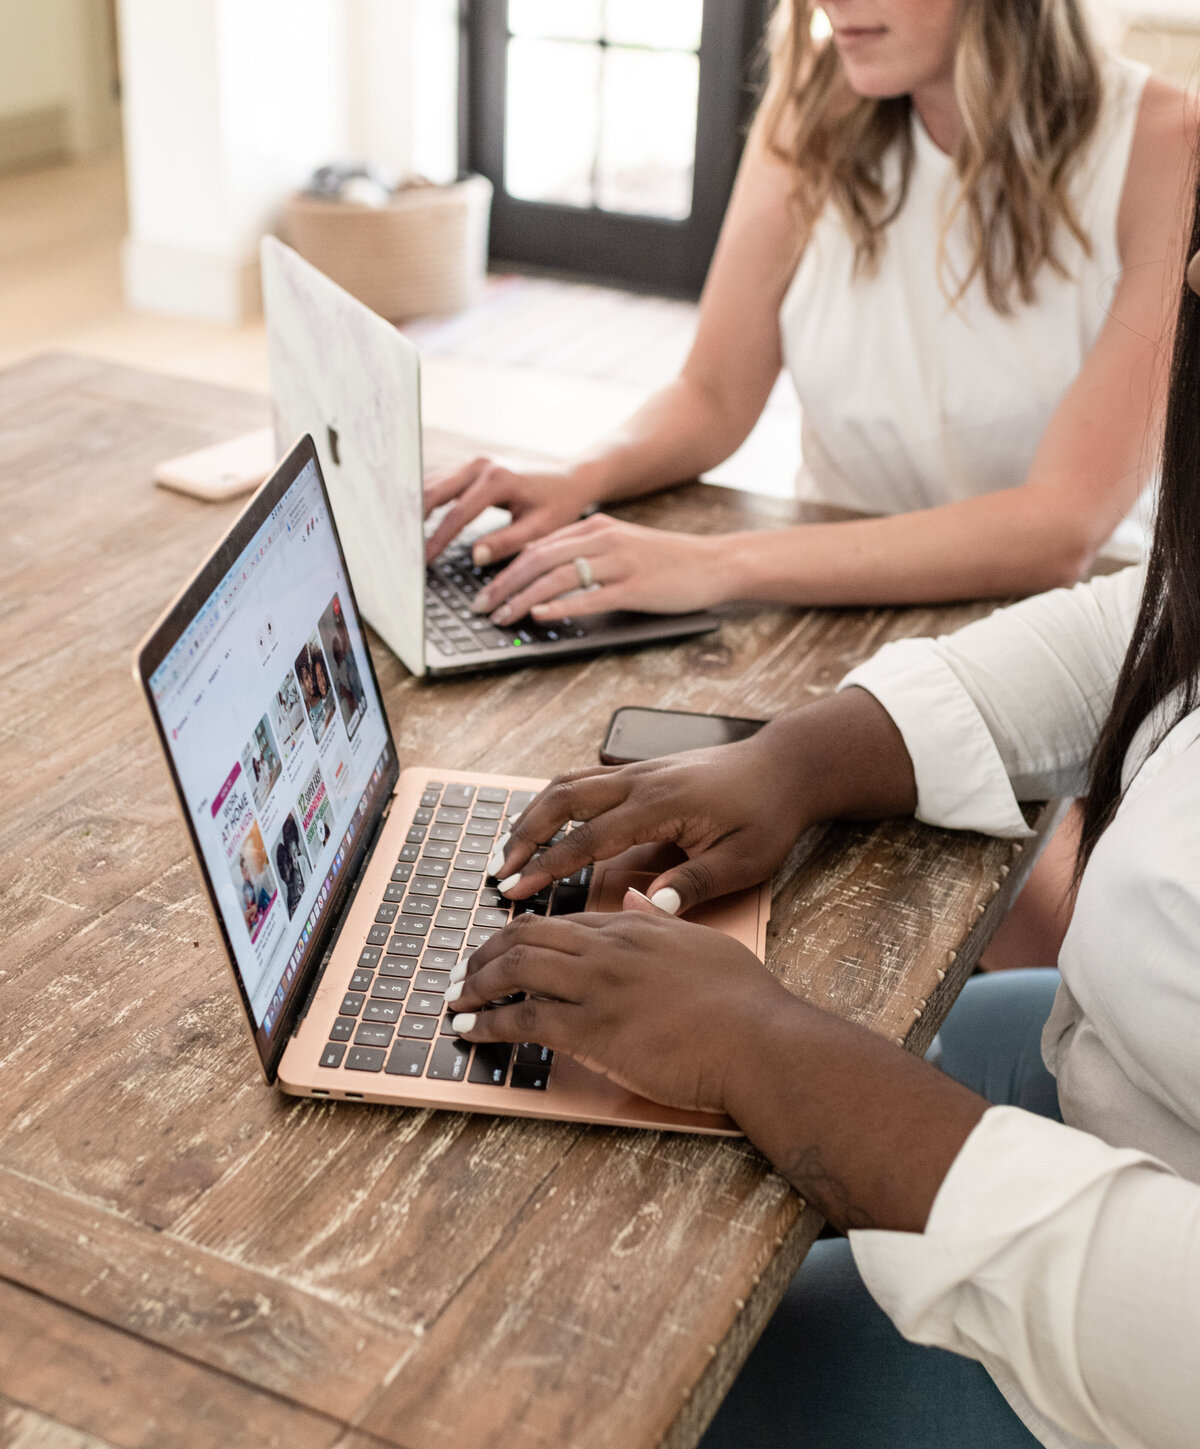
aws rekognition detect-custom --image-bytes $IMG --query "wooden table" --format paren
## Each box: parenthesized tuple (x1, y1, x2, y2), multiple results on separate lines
(0, 354, 1059, 1449)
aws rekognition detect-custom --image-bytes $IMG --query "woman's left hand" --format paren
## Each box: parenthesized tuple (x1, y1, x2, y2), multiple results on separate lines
(468, 514, 733, 624)
(445, 891, 794, 1114)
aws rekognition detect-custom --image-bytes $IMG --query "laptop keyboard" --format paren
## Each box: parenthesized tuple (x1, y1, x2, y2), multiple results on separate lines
(318, 780, 591, 1091)
(426, 544, 594, 656)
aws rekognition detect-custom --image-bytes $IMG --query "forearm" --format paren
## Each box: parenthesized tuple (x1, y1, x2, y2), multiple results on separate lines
(569, 372, 764, 507)
(757, 687, 918, 830)
(726, 996, 987, 1232)
(722, 483, 1114, 608)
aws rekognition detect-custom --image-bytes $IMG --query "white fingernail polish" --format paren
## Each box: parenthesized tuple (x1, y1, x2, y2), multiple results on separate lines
(498, 874, 521, 894)
(488, 835, 510, 876)
(491, 605, 511, 625)
(474, 544, 491, 566)
(445, 982, 463, 1005)
(448, 961, 467, 984)
(451, 1012, 476, 1033)
(470, 591, 490, 614)
(650, 887, 681, 916)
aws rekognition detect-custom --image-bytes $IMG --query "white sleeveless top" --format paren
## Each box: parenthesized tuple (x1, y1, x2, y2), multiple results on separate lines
(779, 55, 1151, 551)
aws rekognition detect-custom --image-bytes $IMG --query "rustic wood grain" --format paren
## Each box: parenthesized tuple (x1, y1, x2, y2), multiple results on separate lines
(0, 355, 1061, 1449)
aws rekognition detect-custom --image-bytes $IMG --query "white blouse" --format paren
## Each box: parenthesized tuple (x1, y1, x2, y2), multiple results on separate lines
(779, 54, 1152, 559)
(838, 567, 1200, 1449)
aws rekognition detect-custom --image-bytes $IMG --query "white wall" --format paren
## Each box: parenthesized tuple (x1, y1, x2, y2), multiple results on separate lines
(118, 0, 458, 322)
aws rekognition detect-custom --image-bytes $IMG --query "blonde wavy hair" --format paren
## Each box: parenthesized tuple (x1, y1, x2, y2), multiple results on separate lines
(760, 1, 1104, 313)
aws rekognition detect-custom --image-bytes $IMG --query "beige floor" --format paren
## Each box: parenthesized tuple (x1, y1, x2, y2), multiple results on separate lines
(0, 152, 799, 494)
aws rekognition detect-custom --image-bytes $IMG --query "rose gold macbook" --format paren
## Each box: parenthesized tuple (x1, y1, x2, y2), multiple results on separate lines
(136, 436, 769, 1135)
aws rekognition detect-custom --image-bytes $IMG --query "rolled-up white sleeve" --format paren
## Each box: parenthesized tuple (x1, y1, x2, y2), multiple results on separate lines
(850, 1107, 1200, 1449)
(838, 567, 1143, 837)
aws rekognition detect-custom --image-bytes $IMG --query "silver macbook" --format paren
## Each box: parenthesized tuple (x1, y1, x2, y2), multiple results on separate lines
(260, 236, 720, 677)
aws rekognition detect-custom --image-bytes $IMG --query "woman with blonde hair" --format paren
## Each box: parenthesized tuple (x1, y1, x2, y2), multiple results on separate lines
(427, 0, 1194, 964)
(429, 0, 1190, 610)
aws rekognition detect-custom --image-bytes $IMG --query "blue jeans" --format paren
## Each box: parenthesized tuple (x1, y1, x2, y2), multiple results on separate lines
(700, 970, 1063, 1449)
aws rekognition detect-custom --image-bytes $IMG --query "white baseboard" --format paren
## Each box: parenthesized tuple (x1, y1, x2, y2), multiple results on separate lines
(121, 237, 262, 324)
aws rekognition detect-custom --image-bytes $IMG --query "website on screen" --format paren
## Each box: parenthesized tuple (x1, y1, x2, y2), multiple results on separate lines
(150, 460, 390, 1033)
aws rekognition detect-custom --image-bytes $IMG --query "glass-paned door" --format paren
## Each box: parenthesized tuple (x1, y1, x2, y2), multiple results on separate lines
(464, 0, 770, 296)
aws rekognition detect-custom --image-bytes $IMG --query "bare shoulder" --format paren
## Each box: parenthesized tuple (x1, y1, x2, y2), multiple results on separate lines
(1118, 74, 1198, 263)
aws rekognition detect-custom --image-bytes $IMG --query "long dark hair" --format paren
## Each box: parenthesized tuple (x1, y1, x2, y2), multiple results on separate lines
(1076, 165, 1200, 872)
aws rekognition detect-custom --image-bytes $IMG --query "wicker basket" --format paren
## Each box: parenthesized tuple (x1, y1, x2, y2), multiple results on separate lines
(282, 174, 493, 320)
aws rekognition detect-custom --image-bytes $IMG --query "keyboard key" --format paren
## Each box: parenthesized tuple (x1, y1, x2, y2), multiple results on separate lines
(398, 843, 421, 863)
(371, 977, 409, 1000)
(436, 908, 471, 930)
(449, 870, 483, 891)
(408, 992, 444, 1016)
(355, 1022, 393, 1047)
(435, 806, 469, 825)
(510, 1062, 550, 1090)
(462, 833, 496, 854)
(415, 858, 450, 879)
(402, 896, 437, 916)
(329, 1016, 356, 1042)
(375, 903, 398, 924)
(357, 946, 382, 969)
(386, 935, 423, 957)
(474, 908, 510, 928)
(379, 954, 416, 977)
(468, 926, 501, 948)
(423, 949, 459, 971)
(470, 802, 504, 822)
(443, 890, 477, 911)
(391, 916, 431, 937)
(415, 969, 451, 993)
(440, 1013, 463, 1035)
(516, 1042, 553, 1067)
(407, 877, 441, 897)
(383, 883, 408, 903)
(397, 1014, 437, 1039)
(512, 898, 548, 917)
(508, 791, 537, 814)
(443, 784, 476, 807)
(406, 824, 427, 843)
(350, 968, 374, 991)
(424, 780, 445, 790)
(340, 992, 365, 1016)
(385, 1039, 430, 1077)
(468, 1042, 513, 1086)
(478, 887, 504, 907)
(456, 853, 488, 873)
(412, 807, 434, 825)
(476, 787, 508, 804)
(367, 924, 391, 946)
(363, 1000, 401, 1022)
(429, 927, 465, 951)
(429, 822, 462, 843)
(422, 841, 455, 860)
(345, 1046, 386, 1072)
(320, 1043, 346, 1068)
(420, 790, 441, 808)
(426, 1039, 471, 1082)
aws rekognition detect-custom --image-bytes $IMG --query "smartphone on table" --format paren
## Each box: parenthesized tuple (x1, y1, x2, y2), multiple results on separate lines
(599, 706, 766, 766)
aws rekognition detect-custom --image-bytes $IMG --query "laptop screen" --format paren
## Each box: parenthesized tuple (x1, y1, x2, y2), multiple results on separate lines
(145, 443, 394, 1068)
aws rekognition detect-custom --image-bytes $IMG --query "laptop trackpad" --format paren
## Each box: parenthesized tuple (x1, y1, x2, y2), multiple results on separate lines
(588, 847, 767, 958)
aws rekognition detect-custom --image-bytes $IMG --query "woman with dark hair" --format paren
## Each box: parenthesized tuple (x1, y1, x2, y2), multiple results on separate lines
(442, 174, 1200, 1448)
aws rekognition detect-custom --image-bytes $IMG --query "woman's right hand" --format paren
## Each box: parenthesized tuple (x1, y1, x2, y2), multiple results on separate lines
(493, 728, 817, 913)
(492, 690, 919, 911)
(423, 456, 596, 566)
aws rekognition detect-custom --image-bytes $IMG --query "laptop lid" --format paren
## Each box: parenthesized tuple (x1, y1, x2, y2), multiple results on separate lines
(136, 435, 400, 1081)
(261, 236, 427, 677)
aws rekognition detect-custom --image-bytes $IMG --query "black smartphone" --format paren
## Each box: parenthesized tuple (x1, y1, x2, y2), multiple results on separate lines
(599, 706, 767, 765)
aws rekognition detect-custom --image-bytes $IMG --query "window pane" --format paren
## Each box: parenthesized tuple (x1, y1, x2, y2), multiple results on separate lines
(597, 47, 698, 219)
(505, 38, 600, 207)
(508, 0, 602, 41)
(603, 0, 702, 51)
